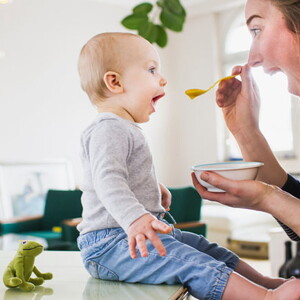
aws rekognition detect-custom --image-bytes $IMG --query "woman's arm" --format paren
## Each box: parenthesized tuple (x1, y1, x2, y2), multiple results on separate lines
(233, 127, 287, 186)
(202, 64, 300, 240)
(216, 64, 287, 187)
(267, 185, 300, 240)
(276, 174, 300, 241)
(192, 172, 300, 239)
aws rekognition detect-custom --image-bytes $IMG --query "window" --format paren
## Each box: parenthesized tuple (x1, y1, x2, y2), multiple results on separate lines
(222, 10, 295, 160)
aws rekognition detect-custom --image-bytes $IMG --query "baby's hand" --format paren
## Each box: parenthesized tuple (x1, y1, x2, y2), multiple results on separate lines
(127, 214, 172, 259)
(160, 183, 171, 211)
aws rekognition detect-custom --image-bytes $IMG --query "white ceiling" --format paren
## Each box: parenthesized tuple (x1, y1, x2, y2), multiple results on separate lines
(96, 0, 208, 8)
(95, 0, 245, 14)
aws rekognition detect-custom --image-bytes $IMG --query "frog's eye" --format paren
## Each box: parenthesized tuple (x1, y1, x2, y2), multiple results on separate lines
(21, 240, 27, 245)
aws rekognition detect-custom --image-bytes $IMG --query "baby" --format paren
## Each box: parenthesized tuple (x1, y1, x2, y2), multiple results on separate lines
(76, 32, 300, 299)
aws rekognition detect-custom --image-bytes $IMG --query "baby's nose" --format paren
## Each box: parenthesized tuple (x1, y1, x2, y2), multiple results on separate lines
(160, 76, 167, 86)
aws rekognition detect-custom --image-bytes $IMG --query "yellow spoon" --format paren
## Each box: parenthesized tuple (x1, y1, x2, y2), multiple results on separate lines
(185, 74, 239, 100)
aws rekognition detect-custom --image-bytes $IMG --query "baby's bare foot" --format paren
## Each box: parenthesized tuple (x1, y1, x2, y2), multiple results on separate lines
(270, 278, 300, 300)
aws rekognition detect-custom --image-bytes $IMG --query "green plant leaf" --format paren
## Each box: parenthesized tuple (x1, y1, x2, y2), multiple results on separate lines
(120, 0, 186, 48)
(138, 21, 157, 43)
(121, 14, 149, 30)
(162, 0, 186, 17)
(160, 9, 184, 32)
(155, 25, 167, 47)
(156, 0, 164, 8)
(133, 2, 153, 15)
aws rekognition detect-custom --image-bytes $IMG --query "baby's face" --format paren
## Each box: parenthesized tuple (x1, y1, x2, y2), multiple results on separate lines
(119, 37, 167, 123)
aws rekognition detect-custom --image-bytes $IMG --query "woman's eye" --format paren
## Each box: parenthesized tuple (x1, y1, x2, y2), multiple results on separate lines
(250, 28, 261, 37)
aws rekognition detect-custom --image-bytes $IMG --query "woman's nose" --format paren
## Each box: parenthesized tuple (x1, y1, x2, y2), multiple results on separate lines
(248, 44, 262, 67)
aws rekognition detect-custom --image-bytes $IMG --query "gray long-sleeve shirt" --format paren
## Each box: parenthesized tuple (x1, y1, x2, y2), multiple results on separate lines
(77, 112, 164, 234)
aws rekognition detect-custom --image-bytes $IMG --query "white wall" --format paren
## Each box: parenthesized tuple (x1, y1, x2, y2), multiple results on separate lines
(0, 0, 126, 185)
(0, 0, 244, 188)
(145, 13, 221, 187)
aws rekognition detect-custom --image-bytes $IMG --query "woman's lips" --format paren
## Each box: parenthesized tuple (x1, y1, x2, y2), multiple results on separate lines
(264, 67, 281, 75)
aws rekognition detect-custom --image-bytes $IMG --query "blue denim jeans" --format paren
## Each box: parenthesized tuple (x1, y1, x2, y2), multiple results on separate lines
(77, 226, 239, 300)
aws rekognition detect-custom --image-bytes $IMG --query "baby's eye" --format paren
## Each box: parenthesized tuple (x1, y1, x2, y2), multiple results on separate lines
(149, 67, 156, 74)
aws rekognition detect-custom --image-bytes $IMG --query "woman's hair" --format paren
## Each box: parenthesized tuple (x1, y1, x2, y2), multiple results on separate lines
(78, 32, 142, 103)
(271, 0, 300, 34)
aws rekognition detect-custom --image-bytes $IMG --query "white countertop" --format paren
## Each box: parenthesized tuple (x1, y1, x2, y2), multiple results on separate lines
(0, 250, 186, 300)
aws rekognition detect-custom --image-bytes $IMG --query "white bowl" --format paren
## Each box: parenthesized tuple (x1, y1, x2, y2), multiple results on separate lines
(192, 161, 264, 192)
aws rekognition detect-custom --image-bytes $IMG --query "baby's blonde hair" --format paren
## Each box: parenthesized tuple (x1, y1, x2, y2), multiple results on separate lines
(78, 32, 143, 103)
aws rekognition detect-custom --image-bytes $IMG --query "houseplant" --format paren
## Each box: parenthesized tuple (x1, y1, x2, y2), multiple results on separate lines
(121, 0, 186, 48)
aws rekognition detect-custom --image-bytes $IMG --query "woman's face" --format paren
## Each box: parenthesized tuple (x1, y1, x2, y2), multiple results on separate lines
(245, 0, 300, 96)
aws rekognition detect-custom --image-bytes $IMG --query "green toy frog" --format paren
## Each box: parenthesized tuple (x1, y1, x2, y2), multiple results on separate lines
(3, 240, 53, 291)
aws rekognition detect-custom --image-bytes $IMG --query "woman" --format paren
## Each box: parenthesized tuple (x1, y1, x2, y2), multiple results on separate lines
(192, 0, 300, 241)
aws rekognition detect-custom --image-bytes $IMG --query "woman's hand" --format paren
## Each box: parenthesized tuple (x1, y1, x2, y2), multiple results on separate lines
(216, 64, 260, 136)
(127, 214, 172, 259)
(191, 172, 274, 211)
(159, 183, 171, 211)
(216, 64, 288, 185)
(192, 171, 300, 237)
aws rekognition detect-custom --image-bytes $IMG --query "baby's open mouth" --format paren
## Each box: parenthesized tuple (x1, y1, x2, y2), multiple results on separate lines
(152, 93, 165, 105)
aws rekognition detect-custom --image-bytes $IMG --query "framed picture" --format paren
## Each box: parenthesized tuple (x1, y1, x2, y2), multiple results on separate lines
(0, 160, 75, 219)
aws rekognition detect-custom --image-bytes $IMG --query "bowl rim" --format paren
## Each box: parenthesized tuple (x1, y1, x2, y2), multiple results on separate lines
(191, 161, 264, 171)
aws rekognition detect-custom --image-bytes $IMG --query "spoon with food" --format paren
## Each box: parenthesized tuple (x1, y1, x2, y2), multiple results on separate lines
(185, 74, 239, 100)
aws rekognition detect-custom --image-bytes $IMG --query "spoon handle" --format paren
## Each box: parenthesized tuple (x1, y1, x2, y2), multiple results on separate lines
(209, 74, 239, 91)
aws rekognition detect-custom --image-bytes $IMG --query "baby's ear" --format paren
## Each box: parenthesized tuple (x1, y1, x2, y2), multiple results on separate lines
(103, 71, 123, 94)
